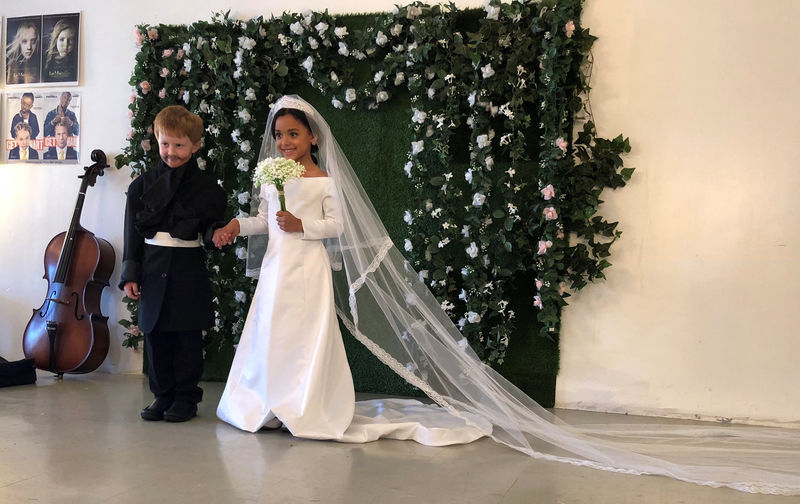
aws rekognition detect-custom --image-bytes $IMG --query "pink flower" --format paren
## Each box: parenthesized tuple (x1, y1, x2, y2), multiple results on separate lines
(129, 94, 136, 104)
(162, 49, 174, 58)
(535, 278, 543, 290)
(537, 240, 553, 255)
(555, 137, 568, 153)
(176, 49, 185, 59)
(141, 139, 151, 151)
(148, 28, 159, 40)
(139, 81, 151, 94)
(556, 229, 565, 240)
(533, 295, 543, 309)
(158, 88, 167, 99)
(126, 130, 134, 140)
(543, 206, 558, 221)
(127, 110, 134, 119)
(565, 20, 576, 38)
(558, 282, 568, 296)
(540, 184, 555, 200)
(134, 28, 145, 46)
(129, 325, 140, 336)
(160, 67, 170, 78)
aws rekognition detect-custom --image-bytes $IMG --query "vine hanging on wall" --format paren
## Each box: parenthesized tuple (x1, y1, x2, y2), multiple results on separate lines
(117, 0, 632, 366)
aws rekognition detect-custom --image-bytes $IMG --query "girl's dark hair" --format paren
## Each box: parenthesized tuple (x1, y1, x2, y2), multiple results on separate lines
(270, 108, 319, 160)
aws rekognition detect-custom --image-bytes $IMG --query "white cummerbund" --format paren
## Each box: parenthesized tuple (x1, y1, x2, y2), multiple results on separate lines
(144, 232, 202, 248)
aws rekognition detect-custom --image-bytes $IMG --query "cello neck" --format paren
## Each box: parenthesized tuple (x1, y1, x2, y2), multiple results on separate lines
(53, 176, 91, 284)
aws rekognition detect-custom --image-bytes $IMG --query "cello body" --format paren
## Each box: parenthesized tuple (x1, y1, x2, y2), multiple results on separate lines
(22, 150, 115, 377)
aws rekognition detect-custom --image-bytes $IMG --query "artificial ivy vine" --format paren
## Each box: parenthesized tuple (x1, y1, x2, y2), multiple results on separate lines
(117, 0, 631, 367)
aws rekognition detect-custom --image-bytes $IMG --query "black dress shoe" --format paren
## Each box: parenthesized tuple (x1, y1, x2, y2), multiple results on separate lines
(164, 401, 197, 422)
(141, 398, 172, 421)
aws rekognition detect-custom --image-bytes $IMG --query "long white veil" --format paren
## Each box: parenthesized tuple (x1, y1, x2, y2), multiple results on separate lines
(247, 95, 800, 495)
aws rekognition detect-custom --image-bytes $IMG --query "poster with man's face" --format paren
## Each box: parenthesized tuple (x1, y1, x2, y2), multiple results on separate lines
(4, 90, 81, 163)
(4, 13, 81, 86)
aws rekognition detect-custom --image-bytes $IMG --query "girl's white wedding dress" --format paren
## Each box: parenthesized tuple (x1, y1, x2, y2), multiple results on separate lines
(216, 177, 487, 444)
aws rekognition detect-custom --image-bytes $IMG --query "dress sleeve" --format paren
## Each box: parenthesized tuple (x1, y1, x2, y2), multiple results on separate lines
(302, 179, 344, 241)
(237, 185, 270, 236)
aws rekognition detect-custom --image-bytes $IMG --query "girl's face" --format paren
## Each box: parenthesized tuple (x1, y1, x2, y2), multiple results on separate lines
(19, 27, 38, 60)
(56, 28, 75, 58)
(274, 114, 316, 166)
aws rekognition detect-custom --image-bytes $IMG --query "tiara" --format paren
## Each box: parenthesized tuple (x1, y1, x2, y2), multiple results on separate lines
(273, 95, 315, 117)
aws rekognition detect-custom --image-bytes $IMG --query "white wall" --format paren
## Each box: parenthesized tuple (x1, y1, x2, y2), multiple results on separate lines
(1, 1, 797, 425)
(557, 0, 800, 426)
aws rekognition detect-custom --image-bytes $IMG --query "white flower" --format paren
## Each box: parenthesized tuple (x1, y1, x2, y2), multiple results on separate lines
(411, 140, 424, 155)
(184, 59, 192, 72)
(197, 158, 207, 170)
(462, 225, 471, 238)
(404, 161, 413, 178)
(376, 91, 389, 103)
(458, 318, 466, 330)
(236, 247, 247, 259)
(245, 88, 256, 101)
(375, 31, 388, 46)
(353, 50, 366, 60)
(466, 311, 481, 324)
(199, 100, 210, 113)
(335, 26, 348, 38)
(237, 191, 250, 205)
(394, 72, 406, 86)
(438, 238, 450, 248)
(403, 210, 413, 225)
(407, 5, 423, 18)
(345, 88, 357, 103)
(315, 22, 329, 35)
(465, 169, 473, 184)
(485, 156, 494, 170)
(481, 63, 495, 79)
(234, 291, 247, 303)
(412, 109, 427, 124)
(338, 42, 349, 56)
(427, 88, 436, 99)
(457, 338, 469, 351)
(290, 22, 304, 35)
(332, 97, 343, 109)
(301, 9, 313, 26)
(231, 129, 241, 143)
(182, 90, 190, 104)
(390, 23, 403, 37)
(308, 37, 319, 49)
(476, 134, 491, 149)
(500, 133, 512, 146)
(466, 242, 479, 258)
(467, 91, 477, 107)
(374, 70, 384, 83)
(418, 270, 429, 281)
(404, 239, 413, 252)
(238, 108, 251, 123)
(472, 192, 486, 207)
(485, 5, 500, 20)
(238, 36, 256, 50)
(241, 140, 251, 153)
(330, 71, 339, 82)
(301, 56, 314, 73)
(441, 300, 455, 312)
(236, 158, 249, 172)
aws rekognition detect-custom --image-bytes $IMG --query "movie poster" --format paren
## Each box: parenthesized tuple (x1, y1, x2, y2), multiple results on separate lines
(5, 13, 81, 86)
(5, 89, 81, 163)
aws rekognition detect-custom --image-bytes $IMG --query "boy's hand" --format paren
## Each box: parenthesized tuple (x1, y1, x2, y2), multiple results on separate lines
(213, 219, 240, 248)
(276, 211, 303, 233)
(124, 282, 140, 300)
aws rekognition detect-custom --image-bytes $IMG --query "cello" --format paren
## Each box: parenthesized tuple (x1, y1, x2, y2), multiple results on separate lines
(23, 150, 115, 379)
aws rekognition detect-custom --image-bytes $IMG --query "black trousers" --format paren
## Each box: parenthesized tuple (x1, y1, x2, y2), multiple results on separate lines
(144, 328, 204, 405)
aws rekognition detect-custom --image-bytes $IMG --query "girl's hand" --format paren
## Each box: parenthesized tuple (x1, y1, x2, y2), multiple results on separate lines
(276, 211, 303, 233)
(213, 219, 240, 248)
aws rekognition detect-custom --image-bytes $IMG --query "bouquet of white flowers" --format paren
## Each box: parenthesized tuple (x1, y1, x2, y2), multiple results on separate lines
(252, 157, 306, 211)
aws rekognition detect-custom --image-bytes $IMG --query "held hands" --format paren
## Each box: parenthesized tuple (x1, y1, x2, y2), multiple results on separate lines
(212, 219, 240, 249)
(124, 282, 140, 300)
(276, 211, 303, 233)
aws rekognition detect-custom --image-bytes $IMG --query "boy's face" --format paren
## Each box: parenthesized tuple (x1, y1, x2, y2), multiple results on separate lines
(157, 131, 201, 168)
(20, 96, 33, 115)
(16, 130, 31, 150)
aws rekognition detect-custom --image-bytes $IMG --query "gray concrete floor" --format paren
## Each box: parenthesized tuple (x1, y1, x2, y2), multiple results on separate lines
(0, 371, 796, 503)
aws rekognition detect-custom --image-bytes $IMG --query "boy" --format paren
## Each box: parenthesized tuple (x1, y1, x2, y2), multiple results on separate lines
(9, 122, 38, 160)
(119, 106, 226, 422)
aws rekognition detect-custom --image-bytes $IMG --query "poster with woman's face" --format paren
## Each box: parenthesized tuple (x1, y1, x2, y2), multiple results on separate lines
(4, 13, 80, 86)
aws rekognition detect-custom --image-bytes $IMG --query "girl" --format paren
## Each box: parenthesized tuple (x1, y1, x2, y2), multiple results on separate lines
(214, 96, 800, 493)
(6, 20, 41, 85)
(43, 19, 78, 83)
